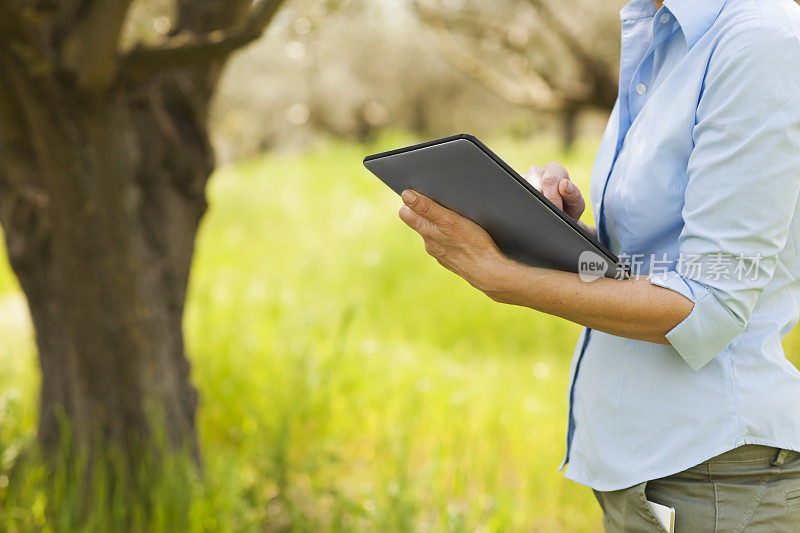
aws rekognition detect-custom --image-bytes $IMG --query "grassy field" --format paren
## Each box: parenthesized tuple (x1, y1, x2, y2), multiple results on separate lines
(5, 133, 794, 531)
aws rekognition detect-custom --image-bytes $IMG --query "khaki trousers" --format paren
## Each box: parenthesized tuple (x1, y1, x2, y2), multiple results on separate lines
(592, 445, 800, 532)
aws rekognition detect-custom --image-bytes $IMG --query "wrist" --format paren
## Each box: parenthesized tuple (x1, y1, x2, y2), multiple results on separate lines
(478, 254, 522, 303)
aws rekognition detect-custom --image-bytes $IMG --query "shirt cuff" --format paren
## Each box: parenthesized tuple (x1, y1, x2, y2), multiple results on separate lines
(649, 271, 745, 371)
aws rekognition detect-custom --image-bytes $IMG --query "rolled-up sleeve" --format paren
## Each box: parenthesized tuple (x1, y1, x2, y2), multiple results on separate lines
(650, 272, 745, 370)
(649, 25, 800, 370)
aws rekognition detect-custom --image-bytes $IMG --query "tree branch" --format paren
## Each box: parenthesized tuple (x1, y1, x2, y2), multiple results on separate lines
(120, 0, 287, 81)
(415, 1, 593, 102)
(62, 0, 135, 91)
(431, 27, 562, 110)
(415, 0, 563, 110)
(524, 0, 617, 106)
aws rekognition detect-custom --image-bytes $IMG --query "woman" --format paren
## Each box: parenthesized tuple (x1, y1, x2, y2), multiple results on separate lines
(398, 0, 800, 530)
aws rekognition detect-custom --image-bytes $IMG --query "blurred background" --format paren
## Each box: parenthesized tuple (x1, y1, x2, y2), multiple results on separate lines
(2, 0, 798, 531)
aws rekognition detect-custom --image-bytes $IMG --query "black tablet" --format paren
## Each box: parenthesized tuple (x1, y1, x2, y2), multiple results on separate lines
(364, 134, 628, 280)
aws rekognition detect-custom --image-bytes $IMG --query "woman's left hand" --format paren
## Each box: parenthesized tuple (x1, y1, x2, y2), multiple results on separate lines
(398, 189, 510, 297)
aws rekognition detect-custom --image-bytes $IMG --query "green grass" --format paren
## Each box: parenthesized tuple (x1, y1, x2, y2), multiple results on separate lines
(0, 133, 659, 531)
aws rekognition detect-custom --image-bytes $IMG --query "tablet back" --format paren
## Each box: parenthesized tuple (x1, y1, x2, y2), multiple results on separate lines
(364, 135, 626, 280)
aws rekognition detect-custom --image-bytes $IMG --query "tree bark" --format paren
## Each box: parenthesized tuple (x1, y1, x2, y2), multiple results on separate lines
(0, 58, 205, 457)
(0, 0, 285, 460)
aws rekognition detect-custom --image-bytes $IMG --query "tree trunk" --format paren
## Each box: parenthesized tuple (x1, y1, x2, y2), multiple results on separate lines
(561, 106, 579, 153)
(0, 0, 285, 464)
(0, 54, 215, 456)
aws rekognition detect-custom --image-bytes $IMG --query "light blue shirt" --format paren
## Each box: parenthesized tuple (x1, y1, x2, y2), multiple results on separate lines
(560, 0, 800, 491)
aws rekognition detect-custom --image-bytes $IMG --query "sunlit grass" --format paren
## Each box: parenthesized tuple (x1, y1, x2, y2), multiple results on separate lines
(0, 133, 626, 531)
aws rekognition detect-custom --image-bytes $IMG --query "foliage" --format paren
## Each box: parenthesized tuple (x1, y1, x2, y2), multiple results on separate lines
(414, 0, 620, 112)
(211, 0, 566, 161)
(1, 134, 798, 530)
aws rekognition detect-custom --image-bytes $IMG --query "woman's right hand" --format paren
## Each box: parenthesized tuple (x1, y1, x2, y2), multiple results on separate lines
(524, 162, 586, 223)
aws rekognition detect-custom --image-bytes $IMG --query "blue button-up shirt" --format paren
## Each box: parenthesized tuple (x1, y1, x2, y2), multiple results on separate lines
(560, 0, 800, 491)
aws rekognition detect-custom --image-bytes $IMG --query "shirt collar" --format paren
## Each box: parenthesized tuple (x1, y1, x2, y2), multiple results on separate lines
(619, 0, 657, 20)
(619, 0, 726, 49)
(663, 0, 726, 48)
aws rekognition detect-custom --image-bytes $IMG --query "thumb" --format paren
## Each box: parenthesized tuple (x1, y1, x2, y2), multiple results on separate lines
(557, 178, 585, 220)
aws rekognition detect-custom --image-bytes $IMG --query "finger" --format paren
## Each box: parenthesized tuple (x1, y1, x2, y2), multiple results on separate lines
(401, 189, 455, 228)
(541, 164, 568, 211)
(557, 178, 586, 219)
(524, 166, 544, 191)
(398, 205, 436, 239)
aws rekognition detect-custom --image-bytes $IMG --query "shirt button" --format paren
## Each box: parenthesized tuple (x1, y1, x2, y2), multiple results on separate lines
(659, 13, 671, 24)
(636, 83, 647, 95)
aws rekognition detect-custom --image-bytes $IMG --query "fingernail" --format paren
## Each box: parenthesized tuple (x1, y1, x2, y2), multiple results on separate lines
(566, 181, 574, 194)
(402, 190, 417, 205)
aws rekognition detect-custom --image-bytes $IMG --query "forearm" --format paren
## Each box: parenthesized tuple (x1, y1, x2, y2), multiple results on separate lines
(485, 259, 693, 344)
(396, 189, 691, 344)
